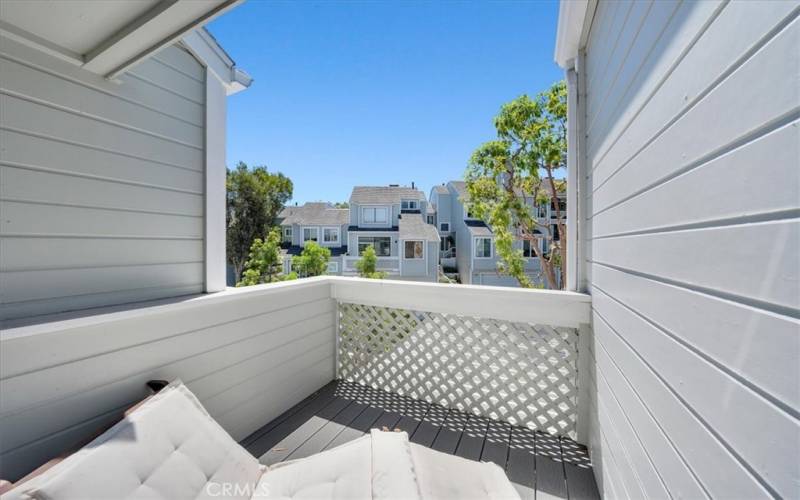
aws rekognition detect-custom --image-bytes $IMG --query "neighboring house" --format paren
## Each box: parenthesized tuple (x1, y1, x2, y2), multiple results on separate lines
(345, 185, 439, 282)
(440, 181, 554, 287)
(0, 3, 251, 321)
(277, 202, 349, 275)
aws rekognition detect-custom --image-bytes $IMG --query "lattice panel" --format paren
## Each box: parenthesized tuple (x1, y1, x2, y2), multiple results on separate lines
(337, 302, 580, 438)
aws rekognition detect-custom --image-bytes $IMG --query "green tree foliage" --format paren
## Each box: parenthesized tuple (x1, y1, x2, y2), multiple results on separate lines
(465, 80, 568, 289)
(292, 241, 331, 277)
(354, 245, 387, 279)
(226, 162, 293, 281)
(333, 202, 349, 208)
(236, 229, 296, 286)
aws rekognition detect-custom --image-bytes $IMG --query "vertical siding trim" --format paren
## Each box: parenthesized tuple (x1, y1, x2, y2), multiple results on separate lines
(205, 69, 226, 291)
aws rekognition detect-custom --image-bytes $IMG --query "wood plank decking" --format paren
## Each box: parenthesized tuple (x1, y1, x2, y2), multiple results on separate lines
(241, 380, 600, 499)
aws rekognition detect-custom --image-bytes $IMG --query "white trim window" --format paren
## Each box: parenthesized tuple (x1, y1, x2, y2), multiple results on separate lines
(303, 227, 318, 243)
(327, 261, 338, 273)
(475, 238, 492, 258)
(403, 240, 424, 259)
(284, 226, 292, 239)
(362, 207, 389, 224)
(323, 227, 340, 244)
(522, 239, 536, 258)
(401, 200, 419, 210)
(440, 222, 450, 232)
(358, 236, 391, 256)
(426, 215, 435, 225)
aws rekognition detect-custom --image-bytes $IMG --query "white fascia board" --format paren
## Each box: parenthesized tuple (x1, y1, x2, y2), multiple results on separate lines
(554, 0, 592, 69)
(181, 27, 252, 95)
(96, 0, 244, 79)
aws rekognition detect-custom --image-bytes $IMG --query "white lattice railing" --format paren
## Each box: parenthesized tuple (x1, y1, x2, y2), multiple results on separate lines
(329, 278, 592, 440)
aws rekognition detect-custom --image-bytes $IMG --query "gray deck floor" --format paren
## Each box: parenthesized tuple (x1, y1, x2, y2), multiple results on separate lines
(241, 380, 599, 499)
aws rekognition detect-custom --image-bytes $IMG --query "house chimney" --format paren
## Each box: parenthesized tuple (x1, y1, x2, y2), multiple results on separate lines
(411, 181, 415, 189)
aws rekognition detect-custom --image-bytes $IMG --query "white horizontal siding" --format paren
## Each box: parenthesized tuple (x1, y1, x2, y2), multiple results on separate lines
(0, 36, 208, 320)
(0, 280, 337, 482)
(582, 1, 800, 499)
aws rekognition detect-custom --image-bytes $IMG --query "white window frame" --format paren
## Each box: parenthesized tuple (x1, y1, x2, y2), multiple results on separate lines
(440, 222, 450, 232)
(322, 227, 340, 244)
(327, 261, 338, 273)
(426, 215, 435, 225)
(401, 199, 419, 210)
(474, 237, 492, 259)
(284, 226, 292, 239)
(403, 240, 425, 260)
(522, 239, 536, 258)
(362, 206, 389, 224)
(358, 236, 392, 256)
(302, 227, 319, 243)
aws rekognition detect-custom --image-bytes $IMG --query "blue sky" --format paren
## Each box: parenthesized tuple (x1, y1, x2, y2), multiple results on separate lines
(208, 1, 563, 204)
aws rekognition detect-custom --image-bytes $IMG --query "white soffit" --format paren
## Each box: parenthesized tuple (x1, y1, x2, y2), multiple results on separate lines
(554, 0, 591, 69)
(0, 0, 242, 78)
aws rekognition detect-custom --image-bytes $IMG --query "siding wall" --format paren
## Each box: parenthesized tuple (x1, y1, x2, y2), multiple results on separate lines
(580, 1, 799, 498)
(0, 279, 337, 481)
(0, 38, 208, 320)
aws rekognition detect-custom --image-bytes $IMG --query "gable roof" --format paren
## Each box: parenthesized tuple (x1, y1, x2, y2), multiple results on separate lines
(399, 214, 440, 242)
(280, 203, 349, 226)
(465, 219, 493, 237)
(350, 186, 425, 204)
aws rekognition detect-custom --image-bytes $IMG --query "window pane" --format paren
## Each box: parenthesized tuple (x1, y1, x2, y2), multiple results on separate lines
(376, 237, 391, 256)
(304, 228, 317, 241)
(324, 228, 338, 242)
(376, 208, 388, 223)
(476, 238, 491, 257)
(404, 241, 423, 259)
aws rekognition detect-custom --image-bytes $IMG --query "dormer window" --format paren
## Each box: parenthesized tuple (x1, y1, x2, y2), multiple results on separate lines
(401, 200, 418, 210)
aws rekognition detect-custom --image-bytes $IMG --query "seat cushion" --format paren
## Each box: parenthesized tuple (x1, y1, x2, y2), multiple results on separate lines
(410, 443, 520, 500)
(4, 381, 262, 500)
(252, 436, 371, 499)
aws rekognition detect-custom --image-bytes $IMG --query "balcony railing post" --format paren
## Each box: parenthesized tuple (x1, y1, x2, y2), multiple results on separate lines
(576, 321, 592, 446)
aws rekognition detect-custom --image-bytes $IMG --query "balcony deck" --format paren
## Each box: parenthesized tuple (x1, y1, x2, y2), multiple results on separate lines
(241, 380, 600, 500)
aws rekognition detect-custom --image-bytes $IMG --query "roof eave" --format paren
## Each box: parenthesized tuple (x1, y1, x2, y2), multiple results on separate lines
(181, 27, 252, 95)
(554, 0, 593, 69)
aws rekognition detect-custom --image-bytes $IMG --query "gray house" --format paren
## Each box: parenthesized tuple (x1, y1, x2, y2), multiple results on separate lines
(345, 186, 439, 282)
(278, 202, 349, 275)
(431, 181, 555, 287)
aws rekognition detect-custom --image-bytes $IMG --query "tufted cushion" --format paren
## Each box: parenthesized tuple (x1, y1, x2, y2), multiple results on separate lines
(252, 435, 371, 499)
(5, 381, 262, 500)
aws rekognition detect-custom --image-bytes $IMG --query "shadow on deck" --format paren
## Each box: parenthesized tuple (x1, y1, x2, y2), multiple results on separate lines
(241, 380, 600, 499)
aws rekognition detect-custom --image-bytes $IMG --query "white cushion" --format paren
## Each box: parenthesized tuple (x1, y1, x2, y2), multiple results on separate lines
(5, 381, 262, 500)
(252, 436, 371, 499)
(410, 443, 520, 500)
(253, 429, 519, 500)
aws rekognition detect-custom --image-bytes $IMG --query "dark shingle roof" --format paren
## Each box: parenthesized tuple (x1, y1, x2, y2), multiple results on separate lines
(284, 245, 348, 256)
(465, 219, 492, 237)
(281, 202, 349, 226)
(350, 186, 425, 204)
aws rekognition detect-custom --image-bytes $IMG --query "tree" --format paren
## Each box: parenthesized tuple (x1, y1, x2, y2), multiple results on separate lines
(333, 202, 349, 208)
(227, 162, 293, 281)
(354, 246, 387, 279)
(292, 241, 331, 277)
(465, 80, 567, 289)
(236, 229, 296, 286)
